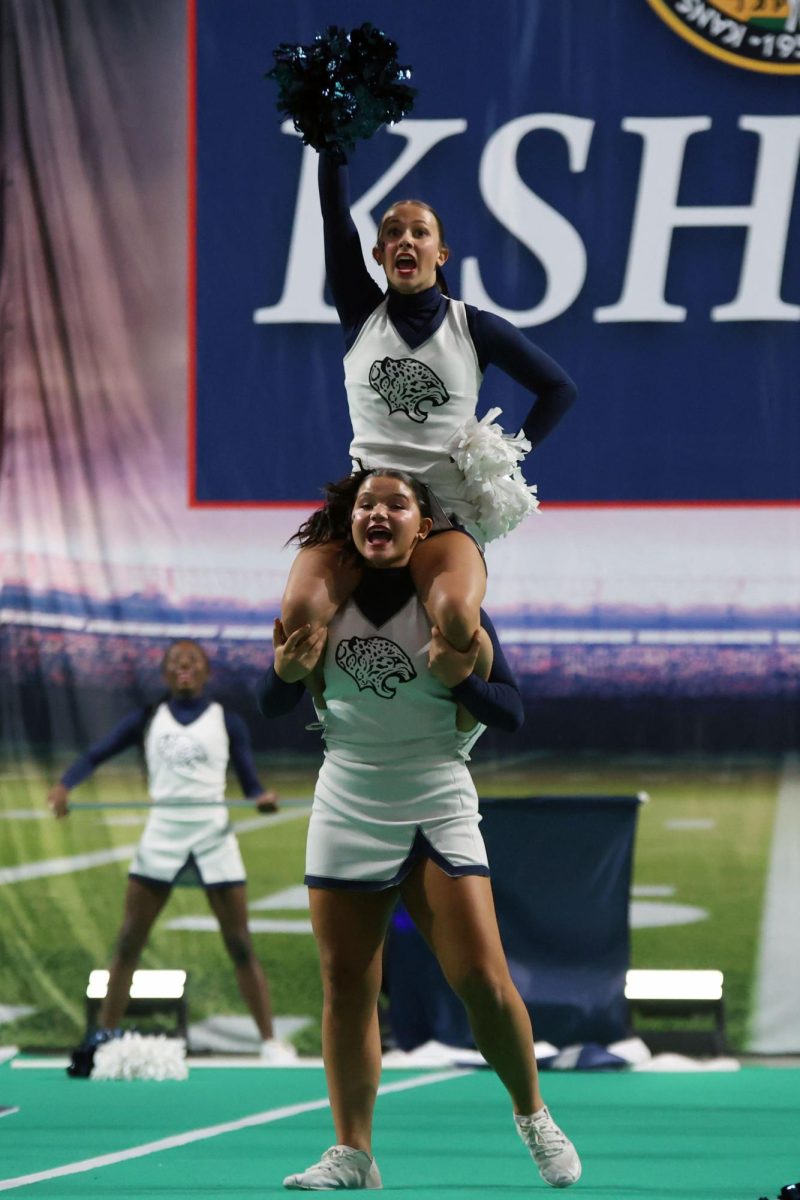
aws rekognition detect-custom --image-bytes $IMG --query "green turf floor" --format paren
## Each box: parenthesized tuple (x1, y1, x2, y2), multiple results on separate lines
(1, 1061, 797, 1198)
(1, 752, 781, 1055)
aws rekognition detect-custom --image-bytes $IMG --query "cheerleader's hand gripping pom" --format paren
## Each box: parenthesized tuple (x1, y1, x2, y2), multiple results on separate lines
(266, 23, 416, 153)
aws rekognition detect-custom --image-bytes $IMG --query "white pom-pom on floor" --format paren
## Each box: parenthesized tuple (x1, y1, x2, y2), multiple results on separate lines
(448, 408, 540, 541)
(91, 1032, 188, 1081)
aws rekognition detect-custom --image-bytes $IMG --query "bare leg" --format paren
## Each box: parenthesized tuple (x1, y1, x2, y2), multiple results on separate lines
(309, 887, 398, 1152)
(401, 861, 542, 1115)
(100, 878, 171, 1029)
(206, 884, 274, 1040)
(281, 543, 361, 635)
(410, 531, 486, 651)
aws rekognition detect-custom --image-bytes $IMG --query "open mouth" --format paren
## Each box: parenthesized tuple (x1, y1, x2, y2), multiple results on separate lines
(366, 527, 392, 545)
(395, 254, 416, 275)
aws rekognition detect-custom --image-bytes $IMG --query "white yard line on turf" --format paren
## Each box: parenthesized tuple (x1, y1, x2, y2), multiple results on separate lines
(748, 753, 800, 1053)
(0, 808, 310, 886)
(0, 1069, 470, 1192)
(0, 845, 135, 885)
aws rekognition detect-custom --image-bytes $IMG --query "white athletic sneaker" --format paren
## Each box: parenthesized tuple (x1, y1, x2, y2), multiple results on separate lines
(260, 1038, 298, 1065)
(515, 1106, 582, 1188)
(283, 1145, 382, 1190)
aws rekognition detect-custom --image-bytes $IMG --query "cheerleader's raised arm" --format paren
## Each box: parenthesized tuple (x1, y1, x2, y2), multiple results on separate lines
(270, 28, 576, 654)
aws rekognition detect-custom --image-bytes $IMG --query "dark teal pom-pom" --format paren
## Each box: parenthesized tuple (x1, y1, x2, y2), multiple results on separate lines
(266, 23, 416, 153)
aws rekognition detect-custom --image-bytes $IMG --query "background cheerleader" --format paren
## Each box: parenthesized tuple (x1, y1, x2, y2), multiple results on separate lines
(47, 638, 296, 1067)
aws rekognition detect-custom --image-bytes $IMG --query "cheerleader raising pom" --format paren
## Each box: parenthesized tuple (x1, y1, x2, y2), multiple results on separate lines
(266, 23, 416, 153)
(267, 26, 577, 657)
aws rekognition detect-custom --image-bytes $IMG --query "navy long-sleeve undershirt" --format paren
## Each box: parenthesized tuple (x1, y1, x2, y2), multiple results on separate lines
(319, 151, 577, 450)
(61, 696, 264, 798)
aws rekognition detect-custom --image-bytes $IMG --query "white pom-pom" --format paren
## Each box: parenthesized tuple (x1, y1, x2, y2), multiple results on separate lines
(473, 473, 539, 542)
(448, 408, 540, 541)
(91, 1032, 188, 1081)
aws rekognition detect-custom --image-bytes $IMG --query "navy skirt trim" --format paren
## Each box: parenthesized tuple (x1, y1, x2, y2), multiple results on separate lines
(129, 854, 245, 892)
(128, 872, 173, 891)
(305, 827, 491, 892)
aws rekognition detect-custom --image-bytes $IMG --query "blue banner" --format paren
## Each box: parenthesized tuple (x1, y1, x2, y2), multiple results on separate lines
(194, 0, 799, 504)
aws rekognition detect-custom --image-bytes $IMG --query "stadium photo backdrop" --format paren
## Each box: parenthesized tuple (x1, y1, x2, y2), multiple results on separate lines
(1, 0, 798, 1057)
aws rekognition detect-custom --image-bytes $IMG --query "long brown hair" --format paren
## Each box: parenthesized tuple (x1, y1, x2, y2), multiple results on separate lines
(291, 467, 433, 561)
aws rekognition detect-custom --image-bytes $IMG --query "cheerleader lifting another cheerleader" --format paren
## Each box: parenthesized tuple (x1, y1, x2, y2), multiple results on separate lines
(258, 467, 581, 1190)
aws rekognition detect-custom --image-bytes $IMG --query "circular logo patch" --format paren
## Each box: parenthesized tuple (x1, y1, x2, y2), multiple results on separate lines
(647, 0, 800, 73)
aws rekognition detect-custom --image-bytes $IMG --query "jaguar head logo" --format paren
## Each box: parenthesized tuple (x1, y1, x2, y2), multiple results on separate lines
(335, 635, 417, 698)
(368, 357, 450, 424)
(156, 732, 207, 769)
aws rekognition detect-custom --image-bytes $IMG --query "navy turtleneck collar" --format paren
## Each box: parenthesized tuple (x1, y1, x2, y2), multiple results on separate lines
(168, 693, 211, 723)
(385, 285, 448, 350)
(353, 564, 416, 627)
(386, 283, 443, 313)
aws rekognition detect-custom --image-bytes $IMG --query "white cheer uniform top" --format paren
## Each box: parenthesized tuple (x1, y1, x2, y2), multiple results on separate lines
(316, 593, 485, 768)
(144, 701, 229, 824)
(344, 296, 484, 534)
